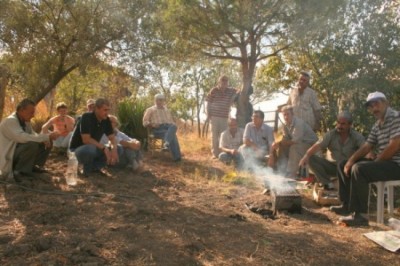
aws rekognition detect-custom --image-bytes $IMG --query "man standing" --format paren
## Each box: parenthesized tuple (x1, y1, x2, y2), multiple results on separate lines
(299, 111, 365, 190)
(239, 110, 275, 167)
(287, 71, 322, 131)
(272, 105, 318, 178)
(206, 75, 237, 158)
(336, 92, 400, 226)
(69, 98, 119, 177)
(143, 94, 181, 162)
(218, 117, 244, 168)
(0, 99, 59, 182)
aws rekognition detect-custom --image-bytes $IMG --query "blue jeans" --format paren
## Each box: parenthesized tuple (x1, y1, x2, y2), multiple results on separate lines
(116, 144, 143, 167)
(152, 124, 181, 160)
(218, 152, 242, 168)
(72, 144, 106, 174)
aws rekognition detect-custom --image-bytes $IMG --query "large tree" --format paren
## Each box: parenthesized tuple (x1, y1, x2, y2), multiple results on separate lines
(256, 0, 400, 133)
(158, 0, 344, 126)
(0, 0, 145, 106)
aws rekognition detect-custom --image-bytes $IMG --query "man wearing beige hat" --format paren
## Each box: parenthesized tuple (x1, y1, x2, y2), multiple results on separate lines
(143, 94, 181, 162)
(336, 91, 400, 226)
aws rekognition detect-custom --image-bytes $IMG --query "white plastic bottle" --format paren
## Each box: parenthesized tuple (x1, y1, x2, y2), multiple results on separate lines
(388, 217, 400, 231)
(66, 151, 78, 186)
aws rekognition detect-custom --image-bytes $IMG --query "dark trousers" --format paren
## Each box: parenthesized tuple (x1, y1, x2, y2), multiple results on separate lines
(309, 155, 337, 185)
(337, 159, 400, 213)
(13, 141, 50, 174)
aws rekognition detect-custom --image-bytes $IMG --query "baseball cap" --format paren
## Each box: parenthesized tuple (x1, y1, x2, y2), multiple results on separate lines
(365, 92, 386, 106)
(86, 99, 95, 106)
(154, 94, 165, 100)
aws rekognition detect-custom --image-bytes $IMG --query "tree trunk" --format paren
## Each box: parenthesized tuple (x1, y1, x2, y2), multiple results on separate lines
(0, 65, 10, 119)
(236, 60, 255, 128)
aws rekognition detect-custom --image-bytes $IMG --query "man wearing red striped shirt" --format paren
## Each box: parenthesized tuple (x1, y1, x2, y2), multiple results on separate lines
(206, 75, 238, 158)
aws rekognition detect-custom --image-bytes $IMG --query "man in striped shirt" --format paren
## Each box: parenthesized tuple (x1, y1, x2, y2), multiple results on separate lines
(143, 94, 181, 162)
(206, 75, 237, 158)
(336, 92, 400, 226)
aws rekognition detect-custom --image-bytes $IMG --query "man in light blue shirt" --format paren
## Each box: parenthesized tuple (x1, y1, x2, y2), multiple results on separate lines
(239, 110, 275, 167)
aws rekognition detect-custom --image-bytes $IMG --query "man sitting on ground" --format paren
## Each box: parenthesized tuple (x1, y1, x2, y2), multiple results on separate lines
(101, 115, 143, 171)
(143, 94, 182, 162)
(0, 99, 59, 182)
(41, 102, 75, 148)
(239, 110, 275, 168)
(69, 98, 119, 177)
(299, 111, 365, 190)
(218, 117, 244, 168)
(271, 105, 318, 178)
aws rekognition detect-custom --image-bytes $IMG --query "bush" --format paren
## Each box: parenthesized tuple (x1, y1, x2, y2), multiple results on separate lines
(117, 98, 149, 145)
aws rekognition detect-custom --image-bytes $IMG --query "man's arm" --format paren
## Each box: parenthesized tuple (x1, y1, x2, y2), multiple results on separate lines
(81, 133, 105, 149)
(299, 142, 321, 166)
(2, 117, 54, 143)
(143, 107, 152, 127)
(41, 117, 56, 134)
(376, 136, 400, 161)
(344, 142, 373, 176)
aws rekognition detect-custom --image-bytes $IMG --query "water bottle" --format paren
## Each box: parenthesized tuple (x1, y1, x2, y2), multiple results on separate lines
(388, 218, 400, 231)
(66, 151, 78, 186)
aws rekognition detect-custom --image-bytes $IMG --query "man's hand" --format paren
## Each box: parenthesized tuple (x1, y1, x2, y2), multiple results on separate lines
(230, 149, 239, 155)
(105, 148, 119, 165)
(49, 131, 60, 140)
(344, 161, 354, 177)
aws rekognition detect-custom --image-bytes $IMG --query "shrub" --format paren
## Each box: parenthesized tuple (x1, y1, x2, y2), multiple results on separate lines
(117, 98, 149, 145)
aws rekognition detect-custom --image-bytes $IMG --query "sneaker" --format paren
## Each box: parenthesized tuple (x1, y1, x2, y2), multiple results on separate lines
(338, 213, 369, 227)
(162, 143, 169, 152)
(33, 165, 49, 173)
(330, 204, 350, 216)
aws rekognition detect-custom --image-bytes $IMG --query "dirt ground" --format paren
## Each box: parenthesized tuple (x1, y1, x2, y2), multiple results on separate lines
(0, 135, 399, 266)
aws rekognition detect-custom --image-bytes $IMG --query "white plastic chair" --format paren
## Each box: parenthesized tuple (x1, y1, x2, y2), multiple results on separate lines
(370, 180, 400, 224)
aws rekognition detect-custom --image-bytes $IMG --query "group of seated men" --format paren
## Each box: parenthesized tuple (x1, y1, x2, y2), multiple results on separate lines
(0, 94, 180, 181)
(217, 91, 400, 226)
(218, 106, 318, 179)
(0, 91, 399, 226)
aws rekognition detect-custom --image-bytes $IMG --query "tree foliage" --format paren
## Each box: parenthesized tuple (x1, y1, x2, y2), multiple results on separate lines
(157, 0, 346, 127)
(0, 0, 145, 105)
(256, 0, 400, 133)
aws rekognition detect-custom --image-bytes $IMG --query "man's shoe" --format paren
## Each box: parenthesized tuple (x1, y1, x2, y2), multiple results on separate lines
(79, 169, 89, 178)
(330, 204, 350, 216)
(33, 166, 49, 173)
(162, 143, 169, 152)
(338, 213, 369, 227)
(93, 168, 111, 177)
(13, 171, 24, 183)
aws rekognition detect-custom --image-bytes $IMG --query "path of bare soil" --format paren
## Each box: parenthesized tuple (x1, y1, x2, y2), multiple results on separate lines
(0, 144, 399, 265)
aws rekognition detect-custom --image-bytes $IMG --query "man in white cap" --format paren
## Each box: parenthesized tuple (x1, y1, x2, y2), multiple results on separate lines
(86, 99, 95, 112)
(336, 91, 400, 226)
(287, 71, 322, 131)
(143, 94, 182, 162)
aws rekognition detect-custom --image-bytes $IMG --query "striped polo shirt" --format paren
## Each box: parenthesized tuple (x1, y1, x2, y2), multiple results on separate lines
(206, 87, 237, 118)
(367, 107, 400, 165)
(143, 105, 174, 126)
